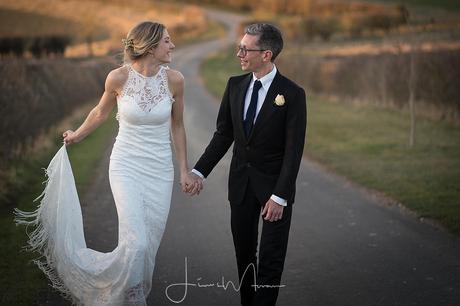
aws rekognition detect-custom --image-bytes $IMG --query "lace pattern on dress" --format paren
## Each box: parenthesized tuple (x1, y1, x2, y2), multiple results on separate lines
(119, 64, 174, 114)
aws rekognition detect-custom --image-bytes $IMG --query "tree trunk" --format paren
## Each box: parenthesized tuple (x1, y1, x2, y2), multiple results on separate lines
(408, 47, 417, 147)
(86, 35, 93, 57)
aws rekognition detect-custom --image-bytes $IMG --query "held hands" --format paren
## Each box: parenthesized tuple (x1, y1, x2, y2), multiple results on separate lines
(180, 172, 203, 196)
(63, 130, 81, 146)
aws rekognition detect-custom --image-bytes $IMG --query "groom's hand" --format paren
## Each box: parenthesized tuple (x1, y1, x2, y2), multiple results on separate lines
(261, 199, 284, 222)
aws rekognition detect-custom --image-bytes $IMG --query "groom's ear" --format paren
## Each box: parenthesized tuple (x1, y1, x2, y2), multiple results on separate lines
(263, 50, 273, 62)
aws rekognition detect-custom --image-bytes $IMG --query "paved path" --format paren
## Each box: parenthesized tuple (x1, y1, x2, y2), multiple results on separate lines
(39, 9, 460, 306)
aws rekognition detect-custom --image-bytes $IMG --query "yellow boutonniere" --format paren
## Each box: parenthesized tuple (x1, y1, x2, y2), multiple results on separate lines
(274, 94, 285, 106)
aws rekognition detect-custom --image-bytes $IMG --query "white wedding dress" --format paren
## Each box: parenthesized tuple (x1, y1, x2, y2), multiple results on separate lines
(15, 64, 175, 305)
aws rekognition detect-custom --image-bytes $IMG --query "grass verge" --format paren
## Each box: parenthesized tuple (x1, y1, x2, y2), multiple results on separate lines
(0, 108, 117, 306)
(200, 47, 460, 235)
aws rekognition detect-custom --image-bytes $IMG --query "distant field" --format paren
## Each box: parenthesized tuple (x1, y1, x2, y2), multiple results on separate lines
(0, 8, 107, 43)
(0, 0, 211, 57)
(0, 8, 77, 35)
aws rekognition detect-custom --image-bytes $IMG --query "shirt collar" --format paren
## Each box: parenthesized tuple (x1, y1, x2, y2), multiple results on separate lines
(251, 65, 277, 90)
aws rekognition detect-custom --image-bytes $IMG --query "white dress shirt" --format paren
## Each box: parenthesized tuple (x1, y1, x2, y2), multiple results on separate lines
(193, 65, 287, 207)
(244, 65, 277, 122)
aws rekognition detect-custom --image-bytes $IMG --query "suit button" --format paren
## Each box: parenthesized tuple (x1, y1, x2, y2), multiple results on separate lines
(247, 162, 251, 167)
(246, 145, 250, 150)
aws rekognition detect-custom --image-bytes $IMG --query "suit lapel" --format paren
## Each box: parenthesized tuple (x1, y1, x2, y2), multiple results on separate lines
(247, 71, 282, 142)
(235, 74, 252, 140)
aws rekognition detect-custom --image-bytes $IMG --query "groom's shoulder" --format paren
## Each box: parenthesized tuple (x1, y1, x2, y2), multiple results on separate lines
(228, 73, 251, 86)
(278, 73, 304, 93)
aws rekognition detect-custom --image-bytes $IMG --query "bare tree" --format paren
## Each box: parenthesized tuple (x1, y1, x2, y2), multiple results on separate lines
(398, 9, 418, 148)
(81, 10, 98, 57)
(408, 44, 417, 147)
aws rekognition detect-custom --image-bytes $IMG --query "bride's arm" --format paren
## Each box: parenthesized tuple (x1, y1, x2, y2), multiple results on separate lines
(63, 69, 124, 145)
(169, 70, 196, 193)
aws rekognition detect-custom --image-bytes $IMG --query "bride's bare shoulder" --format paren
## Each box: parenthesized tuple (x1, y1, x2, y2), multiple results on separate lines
(165, 68, 184, 86)
(106, 66, 129, 92)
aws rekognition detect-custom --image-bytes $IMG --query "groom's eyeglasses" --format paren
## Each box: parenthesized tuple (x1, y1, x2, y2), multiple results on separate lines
(236, 46, 266, 57)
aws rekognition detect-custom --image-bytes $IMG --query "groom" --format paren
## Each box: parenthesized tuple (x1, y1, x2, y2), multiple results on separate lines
(190, 23, 306, 306)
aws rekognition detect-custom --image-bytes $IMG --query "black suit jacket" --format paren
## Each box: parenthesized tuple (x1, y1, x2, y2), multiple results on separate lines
(194, 70, 307, 206)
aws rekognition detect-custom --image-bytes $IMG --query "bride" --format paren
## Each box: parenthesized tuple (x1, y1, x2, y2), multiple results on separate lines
(15, 21, 198, 305)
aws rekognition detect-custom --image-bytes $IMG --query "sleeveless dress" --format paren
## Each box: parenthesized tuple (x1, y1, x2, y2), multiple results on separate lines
(15, 64, 175, 305)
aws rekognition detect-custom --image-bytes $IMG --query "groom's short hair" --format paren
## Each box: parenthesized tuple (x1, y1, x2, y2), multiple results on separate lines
(245, 23, 283, 61)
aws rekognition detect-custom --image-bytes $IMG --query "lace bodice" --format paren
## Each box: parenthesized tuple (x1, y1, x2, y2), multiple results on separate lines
(118, 64, 174, 112)
(116, 64, 174, 127)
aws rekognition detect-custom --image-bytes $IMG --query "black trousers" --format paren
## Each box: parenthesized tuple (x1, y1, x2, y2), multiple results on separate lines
(230, 182, 292, 306)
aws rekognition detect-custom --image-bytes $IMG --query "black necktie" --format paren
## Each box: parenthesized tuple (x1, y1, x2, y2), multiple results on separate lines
(244, 80, 262, 137)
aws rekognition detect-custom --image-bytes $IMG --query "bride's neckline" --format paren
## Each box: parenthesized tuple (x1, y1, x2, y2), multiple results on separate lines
(130, 64, 162, 79)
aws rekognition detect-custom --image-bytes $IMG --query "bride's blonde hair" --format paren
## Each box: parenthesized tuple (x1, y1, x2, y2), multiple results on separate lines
(123, 21, 165, 63)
